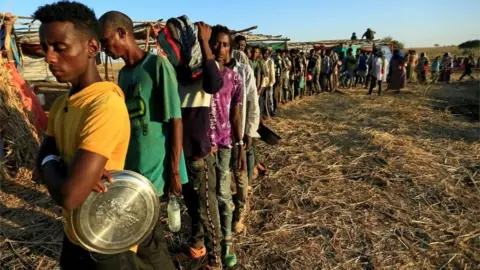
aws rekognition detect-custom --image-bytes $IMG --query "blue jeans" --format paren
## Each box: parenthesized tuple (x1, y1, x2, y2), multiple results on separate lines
(215, 148, 233, 241)
(266, 86, 274, 114)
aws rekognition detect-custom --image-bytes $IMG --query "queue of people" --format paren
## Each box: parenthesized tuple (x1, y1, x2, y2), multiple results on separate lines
(34, 1, 260, 269)
(30, 2, 477, 270)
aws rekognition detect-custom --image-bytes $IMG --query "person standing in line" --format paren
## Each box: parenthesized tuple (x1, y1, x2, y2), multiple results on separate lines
(232, 35, 250, 67)
(273, 49, 283, 110)
(290, 49, 299, 99)
(416, 53, 429, 83)
(234, 35, 247, 53)
(387, 49, 406, 93)
(224, 48, 260, 235)
(406, 50, 417, 82)
(34, 2, 139, 269)
(251, 46, 265, 117)
(364, 51, 373, 89)
(368, 50, 388, 96)
(262, 47, 276, 117)
(430, 56, 441, 83)
(459, 54, 476, 81)
(99, 10, 191, 268)
(312, 49, 322, 94)
(245, 46, 253, 67)
(439, 53, 453, 83)
(331, 51, 340, 91)
(155, 21, 224, 269)
(209, 25, 246, 267)
(283, 50, 293, 101)
(320, 49, 332, 92)
(345, 49, 357, 88)
(356, 51, 368, 86)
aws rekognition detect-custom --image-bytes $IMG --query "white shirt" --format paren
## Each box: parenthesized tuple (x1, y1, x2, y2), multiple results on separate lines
(375, 57, 389, 82)
(262, 58, 276, 88)
(231, 59, 260, 138)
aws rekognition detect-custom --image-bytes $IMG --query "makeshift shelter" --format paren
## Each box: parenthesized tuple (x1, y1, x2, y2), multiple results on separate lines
(289, 39, 383, 53)
(4, 12, 264, 82)
(241, 32, 290, 51)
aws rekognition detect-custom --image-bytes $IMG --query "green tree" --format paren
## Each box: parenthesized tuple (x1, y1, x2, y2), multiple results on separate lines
(458, 40, 480, 49)
(381, 36, 405, 50)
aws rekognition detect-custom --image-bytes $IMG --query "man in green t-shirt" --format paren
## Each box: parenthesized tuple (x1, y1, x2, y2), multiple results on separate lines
(99, 11, 188, 269)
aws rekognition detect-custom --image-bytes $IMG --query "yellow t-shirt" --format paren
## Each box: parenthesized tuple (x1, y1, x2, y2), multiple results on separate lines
(45, 81, 134, 251)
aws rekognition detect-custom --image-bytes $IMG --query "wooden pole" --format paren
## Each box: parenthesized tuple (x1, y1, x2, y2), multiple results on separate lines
(232, 25, 258, 34)
(144, 23, 151, 52)
(104, 54, 109, 81)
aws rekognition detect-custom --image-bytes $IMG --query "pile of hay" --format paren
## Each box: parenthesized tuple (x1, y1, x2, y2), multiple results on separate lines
(0, 63, 41, 181)
(232, 82, 480, 269)
(1, 63, 61, 270)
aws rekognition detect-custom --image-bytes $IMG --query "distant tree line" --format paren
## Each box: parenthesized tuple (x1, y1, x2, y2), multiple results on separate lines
(381, 36, 404, 50)
(458, 40, 480, 49)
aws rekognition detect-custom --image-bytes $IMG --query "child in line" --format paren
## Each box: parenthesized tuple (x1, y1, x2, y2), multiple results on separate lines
(431, 57, 440, 83)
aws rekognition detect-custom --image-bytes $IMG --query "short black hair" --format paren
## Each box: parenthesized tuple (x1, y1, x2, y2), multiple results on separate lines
(99, 10, 134, 34)
(234, 35, 246, 44)
(211, 24, 234, 46)
(33, 1, 99, 39)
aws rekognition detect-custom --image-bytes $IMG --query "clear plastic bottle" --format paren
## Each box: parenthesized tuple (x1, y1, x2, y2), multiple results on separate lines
(167, 195, 181, 232)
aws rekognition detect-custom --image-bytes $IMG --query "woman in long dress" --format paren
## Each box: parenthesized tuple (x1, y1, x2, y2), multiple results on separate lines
(439, 53, 453, 83)
(388, 49, 406, 92)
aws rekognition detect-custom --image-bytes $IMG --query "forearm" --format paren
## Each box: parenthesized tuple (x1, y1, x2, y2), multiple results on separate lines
(169, 118, 183, 179)
(230, 106, 242, 143)
(36, 137, 58, 173)
(200, 39, 223, 94)
(42, 162, 67, 207)
(246, 87, 260, 137)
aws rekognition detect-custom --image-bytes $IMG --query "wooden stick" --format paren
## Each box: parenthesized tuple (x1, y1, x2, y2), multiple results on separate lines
(247, 38, 290, 42)
(232, 25, 258, 34)
(144, 24, 151, 52)
(104, 53, 109, 81)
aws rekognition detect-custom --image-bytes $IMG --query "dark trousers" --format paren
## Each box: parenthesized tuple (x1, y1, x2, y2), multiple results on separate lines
(320, 72, 329, 92)
(369, 78, 382, 95)
(59, 224, 175, 270)
(459, 68, 474, 81)
(273, 76, 281, 111)
(182, 154, 221, 265)
(365, 74, 372, 88)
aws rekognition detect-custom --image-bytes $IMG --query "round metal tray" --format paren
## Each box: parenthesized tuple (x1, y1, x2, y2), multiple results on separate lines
(71, 170, 159, 254)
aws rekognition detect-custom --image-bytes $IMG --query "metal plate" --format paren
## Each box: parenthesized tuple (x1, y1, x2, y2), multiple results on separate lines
(71, 170, 159, 254)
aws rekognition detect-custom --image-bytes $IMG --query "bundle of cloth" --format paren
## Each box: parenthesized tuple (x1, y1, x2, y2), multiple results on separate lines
(153, 15, 203, 82)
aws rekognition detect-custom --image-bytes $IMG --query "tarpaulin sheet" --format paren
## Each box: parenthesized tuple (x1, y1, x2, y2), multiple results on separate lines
(5, 62, 48, 131)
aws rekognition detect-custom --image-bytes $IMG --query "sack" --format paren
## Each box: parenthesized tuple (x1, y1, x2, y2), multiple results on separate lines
(155, 15, 203, 81)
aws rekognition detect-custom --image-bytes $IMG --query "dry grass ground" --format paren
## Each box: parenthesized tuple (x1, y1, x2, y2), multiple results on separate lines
(1, 73, 479, 269)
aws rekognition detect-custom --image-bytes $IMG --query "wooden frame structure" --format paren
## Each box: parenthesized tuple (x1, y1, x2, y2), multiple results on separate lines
(1, 12, 276, 81)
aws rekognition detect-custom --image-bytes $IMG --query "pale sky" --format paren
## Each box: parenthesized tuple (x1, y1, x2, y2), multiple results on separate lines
(2, 0, 479, 47)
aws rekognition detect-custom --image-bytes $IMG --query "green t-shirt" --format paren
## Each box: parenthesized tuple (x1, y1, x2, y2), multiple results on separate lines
(118, 53, 188, 196)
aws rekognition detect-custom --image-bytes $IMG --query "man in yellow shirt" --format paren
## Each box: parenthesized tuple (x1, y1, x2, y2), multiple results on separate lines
(33, 2, 137, 269)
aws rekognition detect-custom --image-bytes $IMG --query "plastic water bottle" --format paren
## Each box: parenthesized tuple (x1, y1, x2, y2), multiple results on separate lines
(167, 195, 181, 232)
